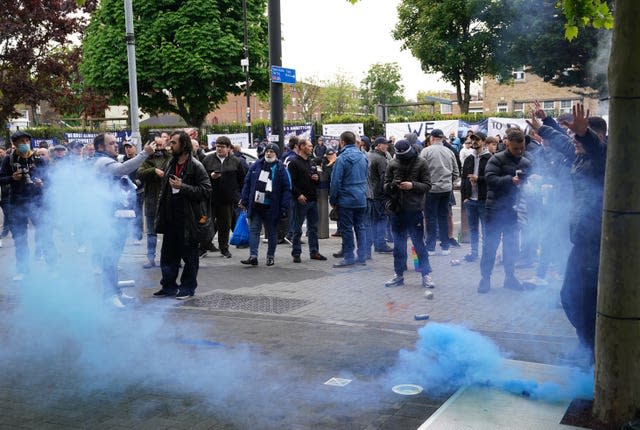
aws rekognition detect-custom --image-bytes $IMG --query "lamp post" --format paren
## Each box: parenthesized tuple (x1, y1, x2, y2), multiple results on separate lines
(124, 0, 141, 149)
(241, 0, 252, 146)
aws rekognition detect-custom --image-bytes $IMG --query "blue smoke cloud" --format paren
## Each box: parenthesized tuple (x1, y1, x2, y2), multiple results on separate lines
(384, 323, 593, 401)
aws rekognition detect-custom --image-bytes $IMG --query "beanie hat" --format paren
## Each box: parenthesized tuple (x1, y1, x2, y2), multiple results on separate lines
(265, 143, 280, 157)
(394, 139, 411, 155)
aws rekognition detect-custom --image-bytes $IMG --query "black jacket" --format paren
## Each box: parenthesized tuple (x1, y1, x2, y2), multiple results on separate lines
(287, 154, 318, 201)
(155, 155, 212, 243)
(0, 151, 47, 206)
(485, 150, 531, 212)
(384, 152, 431, 212)
(367, 149, 388, 200)
(201, 153, 245, 206)
(460, 150, 491, 202)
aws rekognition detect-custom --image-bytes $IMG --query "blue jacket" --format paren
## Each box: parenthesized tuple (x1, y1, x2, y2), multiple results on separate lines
(241, 159, 291, 223)
(329, 144, 368, 208)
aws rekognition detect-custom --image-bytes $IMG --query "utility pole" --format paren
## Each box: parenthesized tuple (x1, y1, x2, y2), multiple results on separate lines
(241, 0, 252, 147)
(268, 0, 284, 151)
(123, 0, 141, 149)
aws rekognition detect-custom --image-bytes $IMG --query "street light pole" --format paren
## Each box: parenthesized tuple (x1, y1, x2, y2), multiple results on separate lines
(241, 0, 252, 147)
(268, 0, 284, 150)
(124, 0, 141, 149)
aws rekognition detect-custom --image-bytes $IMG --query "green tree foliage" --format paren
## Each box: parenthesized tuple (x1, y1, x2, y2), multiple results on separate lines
(558, 0, 613, 40)
(496, 0, 612, 94)
(0, 0, 96, 129)
(319, 72, 360, 116)
(393, 0, 510, 114)
(81, 0, 270, 127)
(359, 62, 405, 114)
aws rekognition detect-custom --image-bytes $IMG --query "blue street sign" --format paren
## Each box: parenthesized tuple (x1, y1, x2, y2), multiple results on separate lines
(271, 66, 296, 84)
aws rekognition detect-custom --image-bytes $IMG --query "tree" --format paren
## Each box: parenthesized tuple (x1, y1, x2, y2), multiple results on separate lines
(359, 62, 405, 115)
(496, 0, 612, 94)
(319, 72, 360, 116)
(293, 78, 322, 122)
(0, 0, 96, 129)
(81, 0, 270, 127)
(393, 0, 510, 113)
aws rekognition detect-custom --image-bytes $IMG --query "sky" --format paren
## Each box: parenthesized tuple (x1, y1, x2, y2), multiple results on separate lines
(279, 0, 456, 100)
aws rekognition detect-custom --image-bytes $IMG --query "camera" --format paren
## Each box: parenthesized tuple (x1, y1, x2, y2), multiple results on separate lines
(14, 163, 33, 184)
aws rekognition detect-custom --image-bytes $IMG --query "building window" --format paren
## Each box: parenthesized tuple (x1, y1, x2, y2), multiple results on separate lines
(259, 109, 264, 119)
(513, 102, 524, 116)
(291, 97, 297, 106)
(497, 102, 508, 113)
(469, 107, 483, 114)
(543, 100, 555, 116)
(440, 103, 452, 114)
(512, 70, 525, 81)
(560, 100, 572, 113)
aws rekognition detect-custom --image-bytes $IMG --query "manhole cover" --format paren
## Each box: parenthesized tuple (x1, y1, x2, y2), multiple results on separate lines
(183, 293, 311, 314)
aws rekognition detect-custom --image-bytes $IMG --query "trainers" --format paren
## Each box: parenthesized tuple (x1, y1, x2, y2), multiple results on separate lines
(427, 250, 436, 256)
(176, 290, 194, 300)
(109, 294, 126, 308)
(292, 255, 301, 263)
(310, 253, 327, 261)
(440, 249, 451, 256)
(266, 257, 275, 266)
(207, 243, 219, 252)
(199, 249, 208, 258)
(385, 275, 404, 287)
(221, 249, 232, 258)
(331, 231, 341, 237)
(283, 236, 293, 246)
(332, 251, 344, 258)
(464, 253, 478, 262)
(449, 238, 461, 247)
(477, 277, 491, 294)
(375, 246, 393, 253)
(241, 257, 258, 266)
(422, 274, 435, 288)
(120, 291, 135, 301)
(333, 260, 355, 268)
(523, 276, 548, 288)
(12, 273, 25, 282)
(142, 260, 156, 269)
(503, 276, 524, 291)
(153, 289, 176, 297)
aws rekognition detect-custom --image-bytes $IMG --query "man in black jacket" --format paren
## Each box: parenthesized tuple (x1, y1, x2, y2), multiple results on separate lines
(287, 138, 326, 262)
(460, 132, 491, 262)
(201, 136, 245, 258)
(383, 139, 434, 289)
(478, 128, 531, 293)
(368, 137, 393, 253)
(153, 131, 212, 300)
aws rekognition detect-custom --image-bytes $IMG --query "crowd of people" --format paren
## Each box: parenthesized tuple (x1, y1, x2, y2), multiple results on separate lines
(0, 105, 606, 359)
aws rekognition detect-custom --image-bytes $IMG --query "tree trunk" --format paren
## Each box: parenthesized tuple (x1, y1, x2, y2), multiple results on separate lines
(594, 0, 640, 426)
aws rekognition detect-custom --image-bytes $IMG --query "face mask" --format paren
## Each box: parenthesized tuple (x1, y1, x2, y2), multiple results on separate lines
(17, 144, 30, 154)
(265, 155, 277, 163)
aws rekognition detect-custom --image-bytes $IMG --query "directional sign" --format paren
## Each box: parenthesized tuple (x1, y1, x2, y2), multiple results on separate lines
(271, 66, 296, 84)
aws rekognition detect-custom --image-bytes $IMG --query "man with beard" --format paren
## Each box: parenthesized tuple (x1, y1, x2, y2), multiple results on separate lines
(477, 128, 531, 294)
(239, 143, 291, 266)
(93, 133, 155, 307)
(383, 139, 434, 288)
(460, 132, 491, 262)
(153, 131, 211, 299)
(137, 131, 171, 268)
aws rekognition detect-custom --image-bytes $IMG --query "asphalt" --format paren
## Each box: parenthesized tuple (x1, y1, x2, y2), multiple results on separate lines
(0, 217, 582, 429)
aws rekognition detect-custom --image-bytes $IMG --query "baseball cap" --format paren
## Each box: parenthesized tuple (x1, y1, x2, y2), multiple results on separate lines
(430, 129, 445, 138)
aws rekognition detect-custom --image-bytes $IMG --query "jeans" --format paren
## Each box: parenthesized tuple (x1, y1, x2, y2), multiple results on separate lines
(160, 223, 200, 294)
(425, 192, 451, 251)
(464, 199, 486, 256)
(291, 200, 319, 256)
(370, 199, 388, 250)
(145, 215, 157, 260)
(337, 206, 367, 263)
(389, 210, 431, 276)
(95, 218, 129, 296)
(10, 202, 57, 274)
(248, 209, 278, 259)
(480, 209, 518, 279)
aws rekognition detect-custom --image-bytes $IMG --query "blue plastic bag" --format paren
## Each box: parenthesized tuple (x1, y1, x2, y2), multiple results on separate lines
(230, 210, 249, 246)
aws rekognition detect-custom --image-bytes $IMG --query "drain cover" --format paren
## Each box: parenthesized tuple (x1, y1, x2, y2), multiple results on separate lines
(183, 293, 311, 314)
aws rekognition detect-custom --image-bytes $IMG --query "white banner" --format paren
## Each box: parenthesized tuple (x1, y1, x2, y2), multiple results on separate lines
(207, 133, 249, 149)
(322, 123, 364, 137)
(487, 118, 529, 138)
(385, 120, 459, 141)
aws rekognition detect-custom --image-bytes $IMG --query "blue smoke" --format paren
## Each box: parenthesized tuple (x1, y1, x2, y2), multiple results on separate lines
(384, 323, 593, 401)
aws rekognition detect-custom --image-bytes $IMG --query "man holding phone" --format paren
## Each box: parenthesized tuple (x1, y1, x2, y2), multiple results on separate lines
(477, 128, 531, 294)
